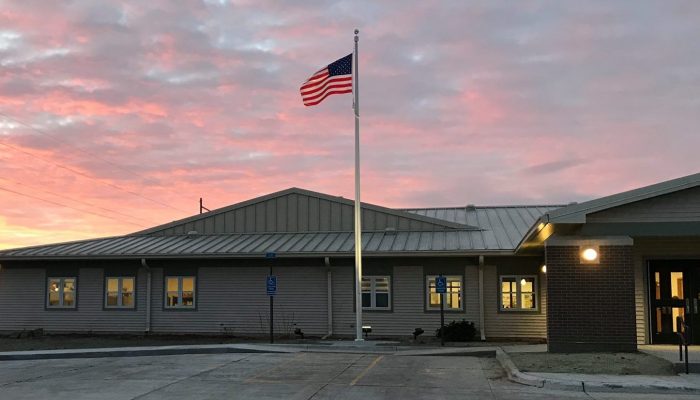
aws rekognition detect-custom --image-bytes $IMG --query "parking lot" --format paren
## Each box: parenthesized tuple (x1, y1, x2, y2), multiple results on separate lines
(0, 352, 696, 399)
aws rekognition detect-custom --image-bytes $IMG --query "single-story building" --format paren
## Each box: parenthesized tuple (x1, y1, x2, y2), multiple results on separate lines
(0, 172, 699, 352)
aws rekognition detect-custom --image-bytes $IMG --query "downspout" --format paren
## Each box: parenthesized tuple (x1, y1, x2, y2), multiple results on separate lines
(141, 258, 152, 334)
(322, 256, 333, 339)
(478, 255, 486, 341)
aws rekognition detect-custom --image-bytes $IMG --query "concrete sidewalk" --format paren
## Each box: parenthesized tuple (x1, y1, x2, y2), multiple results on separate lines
(639, 344, 700, 373)
(0, 340, 493, 361)
(497, 345, 700, 395)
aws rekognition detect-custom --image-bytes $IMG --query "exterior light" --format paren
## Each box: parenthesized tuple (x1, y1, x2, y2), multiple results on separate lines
(541, 265, 547, 274)
(580, 246, 600, 264)
(520, 278, 527, 286)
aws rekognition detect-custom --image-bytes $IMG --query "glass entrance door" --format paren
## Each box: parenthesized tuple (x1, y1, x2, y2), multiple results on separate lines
(649, 261, 700, 344)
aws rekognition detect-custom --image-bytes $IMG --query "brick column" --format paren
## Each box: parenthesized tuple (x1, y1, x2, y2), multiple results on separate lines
(546, 237, 637, 352)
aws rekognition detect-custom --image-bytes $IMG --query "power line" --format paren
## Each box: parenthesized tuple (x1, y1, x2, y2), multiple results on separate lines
(0, 176, 159, 227)
(0, 111, 190, 204)
(0, 184, 149, 228)
(0, 140, 189, 214)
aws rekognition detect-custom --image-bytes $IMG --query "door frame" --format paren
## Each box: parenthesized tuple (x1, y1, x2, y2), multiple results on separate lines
(647, 259, 700, 344)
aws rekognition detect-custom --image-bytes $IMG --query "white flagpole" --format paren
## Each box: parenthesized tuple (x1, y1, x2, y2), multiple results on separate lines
(353, 29, 363, 342)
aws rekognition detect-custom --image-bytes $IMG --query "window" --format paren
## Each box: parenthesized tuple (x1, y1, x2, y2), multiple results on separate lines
(500, 275, 537, 311)
(165, 276, 195, 308)
(47, 277, 76, 308)
(105, 277, 135, 308)
(426, 275, 462, 310)
(362, 276, 391, 310)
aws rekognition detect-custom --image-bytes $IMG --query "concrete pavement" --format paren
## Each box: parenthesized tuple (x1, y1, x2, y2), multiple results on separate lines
(0, 352, 695, 400)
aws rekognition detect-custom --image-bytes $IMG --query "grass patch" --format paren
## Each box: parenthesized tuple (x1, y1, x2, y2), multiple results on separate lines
(509, 352, 676, 376)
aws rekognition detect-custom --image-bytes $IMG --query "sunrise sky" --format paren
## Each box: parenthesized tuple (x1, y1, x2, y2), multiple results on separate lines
(0, 1, 699, 250)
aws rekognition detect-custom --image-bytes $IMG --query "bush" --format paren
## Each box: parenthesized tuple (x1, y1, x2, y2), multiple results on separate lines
(435, 320, 476, 342)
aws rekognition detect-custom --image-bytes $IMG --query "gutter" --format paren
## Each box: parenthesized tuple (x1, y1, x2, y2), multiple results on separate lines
(140, 258, 152, 334)
(323, 256, 333, 339)
(478, 255, 486, 341)
(0, 249, 519, 262)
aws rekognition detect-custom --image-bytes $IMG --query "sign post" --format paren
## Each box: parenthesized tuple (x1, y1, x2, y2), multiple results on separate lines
(436, 275, 447, 347)
(266, 252, 277, 344)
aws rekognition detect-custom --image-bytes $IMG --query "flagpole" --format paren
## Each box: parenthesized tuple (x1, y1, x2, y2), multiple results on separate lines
(353, 28, 363, 342)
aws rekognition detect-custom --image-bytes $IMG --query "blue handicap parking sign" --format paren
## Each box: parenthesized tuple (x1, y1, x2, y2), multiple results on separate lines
(266, 275, 277, 296)
(435, 276, 447, 294)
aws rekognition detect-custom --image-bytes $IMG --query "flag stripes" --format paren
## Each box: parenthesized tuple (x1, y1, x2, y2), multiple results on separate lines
(300, 54, 353, 106)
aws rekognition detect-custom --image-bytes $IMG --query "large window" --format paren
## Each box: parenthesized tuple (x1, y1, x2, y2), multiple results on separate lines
(105, 277, 135, 309)
(426, 275, 462, 310)
(47, 277, 76, 308)
(165, 276, 196, 309)
(500, 275, 537, 311)
(362, 276, 391, 310)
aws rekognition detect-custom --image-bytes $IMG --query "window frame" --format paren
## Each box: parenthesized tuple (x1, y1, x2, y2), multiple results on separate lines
(104, 276, 136, 310)
(46, 276, 78, 309)
(361, 275, 392, 311)
(164, 276, 197, 310)
(425, 275, 464, 311)
(499, 274, 539, 312)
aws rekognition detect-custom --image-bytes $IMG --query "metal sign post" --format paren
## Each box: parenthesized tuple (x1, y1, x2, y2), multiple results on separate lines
(266, 252, 277, 344)
(436, 275, 447, 347)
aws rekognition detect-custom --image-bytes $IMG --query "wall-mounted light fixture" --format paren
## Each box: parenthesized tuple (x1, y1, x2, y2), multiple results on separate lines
(541, 265, 547, 274)
(580, 245, 600, 264)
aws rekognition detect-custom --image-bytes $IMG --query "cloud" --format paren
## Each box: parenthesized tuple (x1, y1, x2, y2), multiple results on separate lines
(0, 0, 699, 249)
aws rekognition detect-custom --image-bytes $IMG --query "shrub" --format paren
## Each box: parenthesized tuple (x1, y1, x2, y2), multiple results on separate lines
(435, 320, 476, 342)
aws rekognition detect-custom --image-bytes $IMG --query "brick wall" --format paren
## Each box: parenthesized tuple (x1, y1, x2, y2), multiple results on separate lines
(546, 245, 637, 352)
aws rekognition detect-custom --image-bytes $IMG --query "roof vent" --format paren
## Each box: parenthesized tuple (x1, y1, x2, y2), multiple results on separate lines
(186, 230, 198, 238)
(466, 204, 476, 210)
(384, 227, 396, 235)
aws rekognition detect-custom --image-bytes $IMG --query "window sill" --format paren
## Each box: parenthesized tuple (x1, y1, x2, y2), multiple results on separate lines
(498, 308, 540, 313)
(424, 309, 464, 313)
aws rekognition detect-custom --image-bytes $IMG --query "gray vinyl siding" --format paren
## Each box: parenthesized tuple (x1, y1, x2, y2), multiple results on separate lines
(483, 260, 547, 339)
(146, 193, 456, 235)
(0, 267, 147, 333)
(588, 187, 700, 223)
(331, 265, 480, 337)
(150, 265, 329, 336)
(631, 237, 700, 344)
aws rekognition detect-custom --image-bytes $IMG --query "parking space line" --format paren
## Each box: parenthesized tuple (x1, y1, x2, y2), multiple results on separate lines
(349, 355, 384, 386)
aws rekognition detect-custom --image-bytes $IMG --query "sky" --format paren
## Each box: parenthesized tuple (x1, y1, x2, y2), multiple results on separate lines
(0, 0, 699, 250)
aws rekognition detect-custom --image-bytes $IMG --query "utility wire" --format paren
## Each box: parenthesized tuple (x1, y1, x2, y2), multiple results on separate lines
(0, 184, 149, 228)
(0, 111, 191, 206)
(0, 176, 159, 227)
(0, 140, 188, 213)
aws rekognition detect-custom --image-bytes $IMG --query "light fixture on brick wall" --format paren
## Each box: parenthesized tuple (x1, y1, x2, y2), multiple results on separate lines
(580, 245, 599, 264)
(541, 265, 547, 273)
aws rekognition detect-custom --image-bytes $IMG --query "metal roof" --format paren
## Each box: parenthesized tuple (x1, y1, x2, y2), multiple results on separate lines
(0, 230, 532, 260)
(543, 172, 700, 223)
(0, 205, 564, 260)
(403, 205, 562, 249)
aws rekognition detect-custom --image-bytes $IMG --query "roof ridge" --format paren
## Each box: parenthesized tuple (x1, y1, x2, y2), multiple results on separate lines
(402, 204, 566, 210)
(132, 187, 481, 236)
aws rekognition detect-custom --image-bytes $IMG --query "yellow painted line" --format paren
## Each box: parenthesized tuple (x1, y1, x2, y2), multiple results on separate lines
(350, 355, 384, 386)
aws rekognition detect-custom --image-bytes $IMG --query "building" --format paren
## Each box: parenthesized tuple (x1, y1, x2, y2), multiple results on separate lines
(0, 172, 699, 352)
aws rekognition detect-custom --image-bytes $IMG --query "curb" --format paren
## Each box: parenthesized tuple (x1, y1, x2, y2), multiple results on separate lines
(397, 348, 496, 357)
(0, 344, 294, 361)
(495, 347, 700, 394)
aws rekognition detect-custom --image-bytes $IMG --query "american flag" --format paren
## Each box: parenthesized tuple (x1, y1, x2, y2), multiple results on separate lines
(300, 54, 353, 106)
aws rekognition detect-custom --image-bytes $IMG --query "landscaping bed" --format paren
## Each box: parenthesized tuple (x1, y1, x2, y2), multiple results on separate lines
(509, 351, 676, 376)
